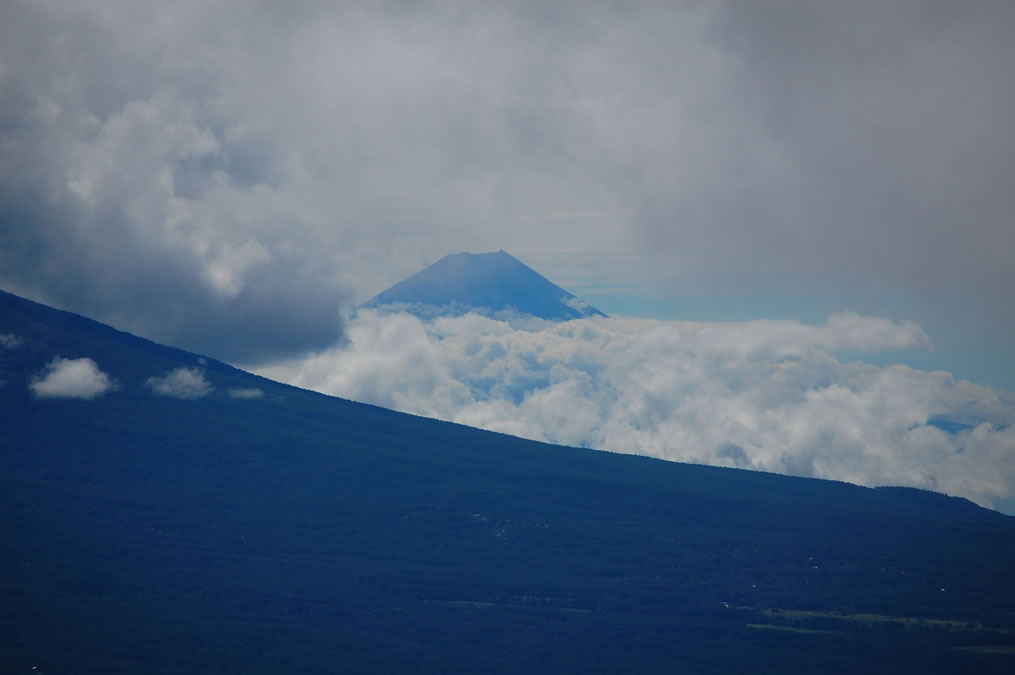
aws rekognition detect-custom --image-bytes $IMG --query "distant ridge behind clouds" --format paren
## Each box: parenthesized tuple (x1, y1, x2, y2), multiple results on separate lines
(365, 251, 607, 321)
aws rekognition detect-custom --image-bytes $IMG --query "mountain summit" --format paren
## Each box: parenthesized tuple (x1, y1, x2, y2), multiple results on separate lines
(365, 250, 607, 320)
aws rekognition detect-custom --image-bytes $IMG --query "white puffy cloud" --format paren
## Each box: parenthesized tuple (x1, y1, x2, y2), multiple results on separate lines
(0, 333, 23, 349)
(228, 387, 263, 399)
(147, 367, 212, 399)
(258, 310, 1015, 509)
(30, 356, 114, 399)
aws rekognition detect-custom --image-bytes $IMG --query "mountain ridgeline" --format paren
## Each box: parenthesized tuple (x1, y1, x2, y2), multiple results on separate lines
(364, 250, 607, 320)
(1, 288, 1014, 673)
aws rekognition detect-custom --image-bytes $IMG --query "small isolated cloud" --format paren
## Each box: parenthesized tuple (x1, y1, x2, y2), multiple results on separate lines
(1, 333, 23, 349)
(147, 367, 212, 399)
(228, 387, 263, 399)
(30, 357, 114, 399)
(257, 310, 1015, 510)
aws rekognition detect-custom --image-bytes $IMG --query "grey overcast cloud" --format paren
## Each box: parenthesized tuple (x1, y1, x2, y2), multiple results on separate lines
(2, 2, 1013, 508)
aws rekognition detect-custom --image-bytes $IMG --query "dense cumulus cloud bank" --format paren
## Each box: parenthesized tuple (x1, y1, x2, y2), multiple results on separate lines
(258, 311, 1015, 509)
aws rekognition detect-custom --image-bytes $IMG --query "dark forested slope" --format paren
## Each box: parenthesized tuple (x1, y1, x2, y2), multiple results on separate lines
(1, 289, 1013, 674)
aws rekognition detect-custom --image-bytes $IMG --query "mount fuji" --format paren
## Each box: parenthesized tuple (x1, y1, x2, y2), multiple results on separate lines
(364, 250, 607, 321)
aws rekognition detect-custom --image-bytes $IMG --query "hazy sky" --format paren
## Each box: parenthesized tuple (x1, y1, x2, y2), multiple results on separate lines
(1, 0, 1012, 380)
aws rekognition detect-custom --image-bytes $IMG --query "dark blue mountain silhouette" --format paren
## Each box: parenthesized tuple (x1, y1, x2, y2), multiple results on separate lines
(2, 288, 1014, 673)
(365, 250, 607, 320)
